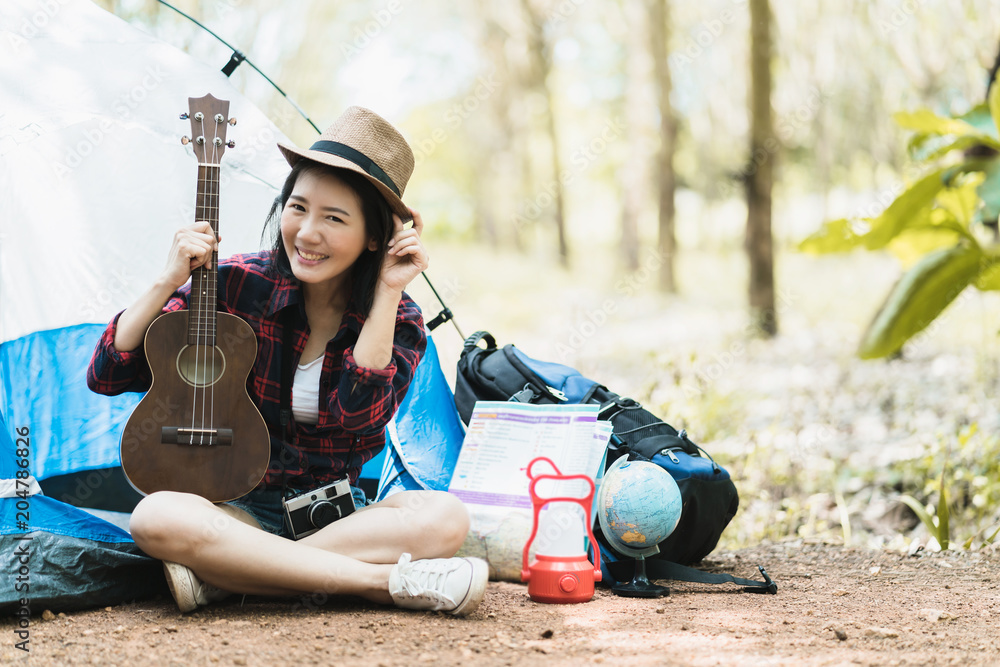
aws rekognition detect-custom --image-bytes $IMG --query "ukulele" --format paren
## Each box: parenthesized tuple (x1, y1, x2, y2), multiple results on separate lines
(120, 94, 269, 503)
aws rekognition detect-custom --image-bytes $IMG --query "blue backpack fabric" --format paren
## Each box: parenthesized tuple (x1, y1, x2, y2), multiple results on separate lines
(454, 331, 775, 593)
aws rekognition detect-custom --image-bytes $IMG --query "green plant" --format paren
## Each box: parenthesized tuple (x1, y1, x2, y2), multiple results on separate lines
(799, 81, 1000, 358)
(898, 468, 950, 550)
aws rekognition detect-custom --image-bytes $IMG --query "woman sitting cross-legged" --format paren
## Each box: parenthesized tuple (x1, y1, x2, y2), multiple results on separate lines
(87, 106, 487, 616)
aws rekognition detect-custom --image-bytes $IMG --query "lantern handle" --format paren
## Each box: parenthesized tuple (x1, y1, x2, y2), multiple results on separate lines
(520, 457, 602, 584)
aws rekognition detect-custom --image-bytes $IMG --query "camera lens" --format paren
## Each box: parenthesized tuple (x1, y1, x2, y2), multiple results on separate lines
(308, 500, 341, 529)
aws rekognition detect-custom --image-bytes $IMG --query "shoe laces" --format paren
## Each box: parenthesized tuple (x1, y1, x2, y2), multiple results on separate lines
(395, 554, 464, 606)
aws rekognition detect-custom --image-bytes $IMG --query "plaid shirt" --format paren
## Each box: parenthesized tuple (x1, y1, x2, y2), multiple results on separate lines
(87, 251, 426, 490)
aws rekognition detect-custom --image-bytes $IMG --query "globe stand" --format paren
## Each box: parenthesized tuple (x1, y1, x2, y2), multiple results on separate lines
(611, 553, 669, 598)
(597, 455, 681, 600)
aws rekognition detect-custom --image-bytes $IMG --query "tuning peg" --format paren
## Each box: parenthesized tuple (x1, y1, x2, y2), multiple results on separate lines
(226, 140, 236, 148)
(181, 136, 190, 145)
(228, 117, 237, 126)
(180, 113, 189, 120)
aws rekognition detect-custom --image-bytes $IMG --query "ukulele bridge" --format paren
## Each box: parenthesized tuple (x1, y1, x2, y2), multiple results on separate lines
(161, 427, 234, 446)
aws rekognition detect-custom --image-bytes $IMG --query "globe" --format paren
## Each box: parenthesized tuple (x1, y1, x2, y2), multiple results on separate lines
(597, 458, 682, 557)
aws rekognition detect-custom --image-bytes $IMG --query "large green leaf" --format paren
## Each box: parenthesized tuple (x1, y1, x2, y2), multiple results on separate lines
(798, 218, 867, 253)
(863, 169, 949, 249)
(957, 103, 999, 138)
(888, 226, 964, 267)
(936, 173, 984, 226)
(921, 135, 990, 162)
(989, 76, 1000, 137)
(893, 110, 982, 136)
(859, 243, 983, 359)
(974, 259, 1000, 291)
(975, 157, 1000, 222)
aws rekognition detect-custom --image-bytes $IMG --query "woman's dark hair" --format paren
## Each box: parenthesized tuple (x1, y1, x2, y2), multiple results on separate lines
(262, 160, 395, 316)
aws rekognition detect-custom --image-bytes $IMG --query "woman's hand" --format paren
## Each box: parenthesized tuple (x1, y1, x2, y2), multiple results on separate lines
(112, 222, 219, 352)
(380, 208, 429, 292)
(160, 221, 220, 291)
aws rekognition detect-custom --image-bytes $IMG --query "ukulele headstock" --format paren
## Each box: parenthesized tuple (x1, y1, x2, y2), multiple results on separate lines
(180, 94, 236, 164)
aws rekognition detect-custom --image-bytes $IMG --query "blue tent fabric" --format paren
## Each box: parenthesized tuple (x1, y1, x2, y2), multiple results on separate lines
(377, 335, 465, 499)
(0, 413, 164, 614)
(0, 324, 140, 482)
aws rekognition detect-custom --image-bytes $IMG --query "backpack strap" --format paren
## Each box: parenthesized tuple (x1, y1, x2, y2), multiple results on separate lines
(462, 330, 496, 352)
(605, 559, 777, 595)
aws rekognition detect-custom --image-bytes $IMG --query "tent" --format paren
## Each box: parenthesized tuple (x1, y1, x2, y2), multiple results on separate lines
(0, 0, 464, 612)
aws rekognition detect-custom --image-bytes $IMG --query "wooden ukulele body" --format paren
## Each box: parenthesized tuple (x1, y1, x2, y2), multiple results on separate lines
(120, 310, 270, 502)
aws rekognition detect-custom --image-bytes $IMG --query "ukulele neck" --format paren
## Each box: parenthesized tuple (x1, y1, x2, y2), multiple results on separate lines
(188, 163, 221, 346)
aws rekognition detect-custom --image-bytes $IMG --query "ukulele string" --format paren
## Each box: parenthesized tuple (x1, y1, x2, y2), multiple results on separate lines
(196, 112, 208, 446)
(208, 117, 219, 446)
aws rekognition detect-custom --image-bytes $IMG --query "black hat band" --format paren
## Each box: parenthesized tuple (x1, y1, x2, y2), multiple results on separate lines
(308, 140, 400, 196)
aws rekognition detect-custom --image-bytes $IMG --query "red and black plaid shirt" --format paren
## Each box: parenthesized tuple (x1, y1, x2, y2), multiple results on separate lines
(87, 251, 426, 490)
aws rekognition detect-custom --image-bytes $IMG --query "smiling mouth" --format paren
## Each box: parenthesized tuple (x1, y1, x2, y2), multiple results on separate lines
(297, 248, 329, 261)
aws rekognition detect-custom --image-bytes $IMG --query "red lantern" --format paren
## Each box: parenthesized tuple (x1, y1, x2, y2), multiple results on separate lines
(520, 457, 602, 603)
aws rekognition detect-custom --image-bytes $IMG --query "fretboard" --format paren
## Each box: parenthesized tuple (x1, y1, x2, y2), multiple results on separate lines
(187, 163, 220, 346)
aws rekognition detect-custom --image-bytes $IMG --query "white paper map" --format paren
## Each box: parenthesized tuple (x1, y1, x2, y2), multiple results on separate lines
(449, 401, 612, 580)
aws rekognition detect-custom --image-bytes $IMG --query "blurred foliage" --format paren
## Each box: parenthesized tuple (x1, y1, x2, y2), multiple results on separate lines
(106, 0, 1000, 260)
(800, 81, 1000, 359)
(713, 421, 1000, 553)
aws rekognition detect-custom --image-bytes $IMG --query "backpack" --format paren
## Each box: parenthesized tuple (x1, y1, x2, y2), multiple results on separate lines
(455, 331, 776, 594)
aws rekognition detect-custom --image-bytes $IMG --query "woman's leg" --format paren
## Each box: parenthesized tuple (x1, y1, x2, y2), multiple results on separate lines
(299, 490, 470, 563)
(129, 491, 394, 603)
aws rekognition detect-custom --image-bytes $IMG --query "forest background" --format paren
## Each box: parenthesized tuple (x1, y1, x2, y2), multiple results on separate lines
(97, 0, 1000, 554)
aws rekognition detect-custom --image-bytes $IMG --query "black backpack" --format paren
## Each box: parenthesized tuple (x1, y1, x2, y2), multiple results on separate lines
(455, 331, 776, 594)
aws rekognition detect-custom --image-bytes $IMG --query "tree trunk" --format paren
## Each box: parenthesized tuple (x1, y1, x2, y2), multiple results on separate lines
(649, 0, 677, 292)
(617, 0, 646, 272)
(520, 0, 569, 266)
(746, 0, 777, 336)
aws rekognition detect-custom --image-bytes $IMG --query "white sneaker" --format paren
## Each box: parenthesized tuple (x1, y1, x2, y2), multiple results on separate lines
(163, 561, 230, 613)
(388, 553, 488, 617)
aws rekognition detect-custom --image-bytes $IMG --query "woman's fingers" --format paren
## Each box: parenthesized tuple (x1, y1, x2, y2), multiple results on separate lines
(408, 207, 424, 236)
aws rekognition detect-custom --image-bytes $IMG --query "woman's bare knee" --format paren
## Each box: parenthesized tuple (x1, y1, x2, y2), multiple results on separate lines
(129, 491, 220, 560)
(404, 491, 469, 557)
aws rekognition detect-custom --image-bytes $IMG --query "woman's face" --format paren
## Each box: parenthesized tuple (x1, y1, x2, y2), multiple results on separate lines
(280, 168, 376, 289)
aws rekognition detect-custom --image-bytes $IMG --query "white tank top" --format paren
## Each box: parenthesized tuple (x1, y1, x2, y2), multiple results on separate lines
(291, 355, 323, 425)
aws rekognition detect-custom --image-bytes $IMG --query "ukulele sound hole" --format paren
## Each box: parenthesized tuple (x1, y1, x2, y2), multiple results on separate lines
(176, 345, 227, 387)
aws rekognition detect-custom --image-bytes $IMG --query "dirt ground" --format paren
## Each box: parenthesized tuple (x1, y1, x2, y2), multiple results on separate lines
(5, 541, 999, 666)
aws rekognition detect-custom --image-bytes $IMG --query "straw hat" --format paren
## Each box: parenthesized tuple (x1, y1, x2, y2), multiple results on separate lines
(277, 106, 414, 220)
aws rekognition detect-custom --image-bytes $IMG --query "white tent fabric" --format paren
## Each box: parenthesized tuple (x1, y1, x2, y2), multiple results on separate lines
(0, 0, 291, 483)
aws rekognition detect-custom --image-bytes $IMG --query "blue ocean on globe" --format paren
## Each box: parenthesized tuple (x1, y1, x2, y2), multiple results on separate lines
(600, 460, 682, 551)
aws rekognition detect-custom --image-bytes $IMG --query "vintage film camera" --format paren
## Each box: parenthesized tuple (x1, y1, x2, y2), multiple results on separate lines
(282, 478, 356, 539)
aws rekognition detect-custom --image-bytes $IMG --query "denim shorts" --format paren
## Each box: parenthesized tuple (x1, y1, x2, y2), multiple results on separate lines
(225, 485, 369, 539)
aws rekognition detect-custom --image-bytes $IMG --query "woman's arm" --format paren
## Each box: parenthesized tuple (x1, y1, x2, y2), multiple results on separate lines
(352, 209, 428, 370)
(87, 222, 219, 396)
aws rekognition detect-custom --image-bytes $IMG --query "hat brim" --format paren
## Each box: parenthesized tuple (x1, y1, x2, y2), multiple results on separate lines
(277, 142, 411, 221)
